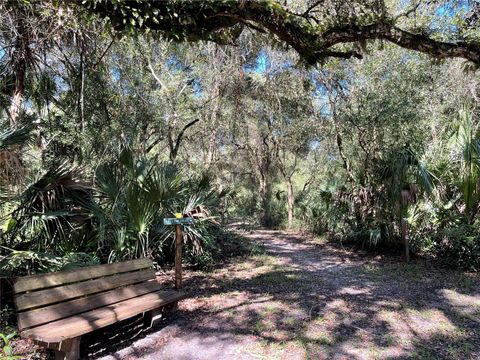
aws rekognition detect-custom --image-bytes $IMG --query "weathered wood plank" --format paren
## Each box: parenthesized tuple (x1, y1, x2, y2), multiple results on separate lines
(17, 280, 160, 330)
(14, 258, 152, 294)
(15, 269, 155, 311)
(22, 290, 186, 343)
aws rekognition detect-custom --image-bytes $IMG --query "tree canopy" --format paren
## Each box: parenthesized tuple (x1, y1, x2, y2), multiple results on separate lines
(84, 0, 480, 65)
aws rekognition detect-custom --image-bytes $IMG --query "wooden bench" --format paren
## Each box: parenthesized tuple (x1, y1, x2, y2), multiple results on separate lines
(13, 258, 185, 360)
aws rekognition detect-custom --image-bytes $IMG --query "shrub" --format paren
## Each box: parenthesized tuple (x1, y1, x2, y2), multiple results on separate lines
(432, 225, 480, 270)
(183, 227, 262, 271)
(0, 251, 99, 277)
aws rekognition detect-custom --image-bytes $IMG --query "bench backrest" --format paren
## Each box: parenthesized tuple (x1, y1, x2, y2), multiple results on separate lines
(13, 258, 157, 331)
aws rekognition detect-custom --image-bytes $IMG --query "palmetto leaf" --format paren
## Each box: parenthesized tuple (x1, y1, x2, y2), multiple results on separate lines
(5, 163, 95, 253)
(447, 108, 480, 221)
(0, 124, 33, 149)
(95, 163, 123, 205)
(142, 162, 182, 206)
(385, 146, 435, 205)
(125, 183, 155, 235)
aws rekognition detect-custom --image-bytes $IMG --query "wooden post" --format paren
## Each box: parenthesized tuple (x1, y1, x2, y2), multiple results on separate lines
(401, 218, 410, 262)
(175, 224, 183, 290)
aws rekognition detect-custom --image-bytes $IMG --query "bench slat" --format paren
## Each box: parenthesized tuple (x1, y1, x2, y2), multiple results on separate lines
(17, 280, 161, 330)
(15, 269, 155, 311)
(14, 258, 152, 294)
(22, 290, 186, 343)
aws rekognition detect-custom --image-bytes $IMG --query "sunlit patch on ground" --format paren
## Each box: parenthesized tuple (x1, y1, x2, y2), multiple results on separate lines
(337, 286, 372, 295)
(405, 308, 456, 337)
(441, 288, 480, 319)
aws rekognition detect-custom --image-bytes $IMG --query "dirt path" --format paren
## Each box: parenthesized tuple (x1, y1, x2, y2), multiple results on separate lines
(97, 229, 480, 360)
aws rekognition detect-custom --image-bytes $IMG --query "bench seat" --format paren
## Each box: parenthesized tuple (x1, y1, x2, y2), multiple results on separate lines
(22, 289, 185, 343)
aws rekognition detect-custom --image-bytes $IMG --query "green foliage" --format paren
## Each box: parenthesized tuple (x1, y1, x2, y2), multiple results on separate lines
(432, 224, 480, 270)
(0, 143, 228, 275)
(82, 0, 480, 66)
(95, 147, 226, 263)
(0, 126, 32, 150)
(5, 164, 95, 252)
(0, 250, 99, 276)
(290, 46, 480, 269)
(0, 331, 20, 360)
(445, 108, 480, 222)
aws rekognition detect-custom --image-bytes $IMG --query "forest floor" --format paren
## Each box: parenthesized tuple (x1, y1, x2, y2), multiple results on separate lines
(92, 228, 480, 360)
(8, 228, 480, 359)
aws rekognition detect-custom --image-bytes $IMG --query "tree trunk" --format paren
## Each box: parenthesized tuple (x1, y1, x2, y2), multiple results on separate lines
(79, 38, 86, 134)
(334, 122, 355, 183)
(9, 16, 29, 126)
(248, 132, 274, 228)
(10, 54, 27, 127)
(9, 61, 25, 126)
(259, 176, 272, 227)
(286, 178, 294, 229)
(206, 75, 220, 168)
(401, 218, 410, 262)
(206, 127, 218, 167)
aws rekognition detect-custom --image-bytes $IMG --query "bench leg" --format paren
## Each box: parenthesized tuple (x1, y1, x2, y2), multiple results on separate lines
(143, 301, 179, 329)
(143, 308, 163, 328)
(55, 337, 81, 360)
(164, 301, 178, 312)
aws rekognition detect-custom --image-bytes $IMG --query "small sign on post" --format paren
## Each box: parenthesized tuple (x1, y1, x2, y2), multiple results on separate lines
(163, 213, 194, 290)
(163, 217, 194, 226)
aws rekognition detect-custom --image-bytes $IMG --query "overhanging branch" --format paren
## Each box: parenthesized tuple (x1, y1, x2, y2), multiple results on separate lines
(83, 0, 480, 65)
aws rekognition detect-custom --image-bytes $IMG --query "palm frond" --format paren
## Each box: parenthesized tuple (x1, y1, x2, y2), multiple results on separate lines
(446, 108, 480, 220)
(0, 124, 33, 149)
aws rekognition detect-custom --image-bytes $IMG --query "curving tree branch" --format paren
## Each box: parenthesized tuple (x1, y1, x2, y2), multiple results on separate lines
(82, 0, 480, 65)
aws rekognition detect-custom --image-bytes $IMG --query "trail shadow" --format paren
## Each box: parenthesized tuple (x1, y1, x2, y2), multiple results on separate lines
(81, 308, 180, 359)
(150, 229, 480, 359)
